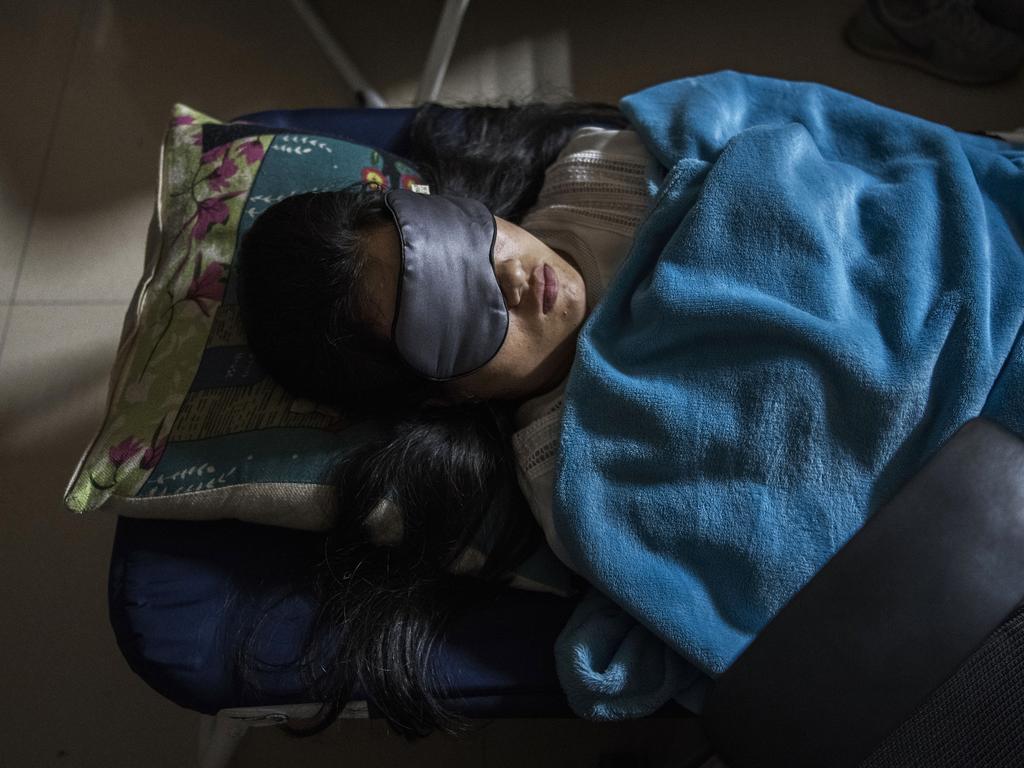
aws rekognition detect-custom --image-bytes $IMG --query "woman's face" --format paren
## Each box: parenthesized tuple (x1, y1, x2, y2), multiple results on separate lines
(358, 215, 588, 403)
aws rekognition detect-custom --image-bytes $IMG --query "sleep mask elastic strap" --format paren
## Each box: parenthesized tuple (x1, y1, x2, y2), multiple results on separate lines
(383, 189, 508, 381)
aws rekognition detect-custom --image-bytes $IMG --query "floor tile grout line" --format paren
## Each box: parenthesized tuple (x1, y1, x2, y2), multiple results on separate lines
(0, 303, 10, 365)
(11, 300, 132, 306)
(0, 0, 90, 372)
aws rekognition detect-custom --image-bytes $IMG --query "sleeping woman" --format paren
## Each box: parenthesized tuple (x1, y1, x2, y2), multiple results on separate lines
(234, 97, 646, 739)
(233, 71, 1024, 740)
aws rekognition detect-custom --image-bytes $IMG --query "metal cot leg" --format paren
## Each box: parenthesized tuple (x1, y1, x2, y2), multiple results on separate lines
(196, 702, 370, 767)
(287, 0, 472, 107)
(196, 704, 326, 768)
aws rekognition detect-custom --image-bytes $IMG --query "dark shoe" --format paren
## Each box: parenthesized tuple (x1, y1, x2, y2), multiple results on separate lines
(976, 0, 1024, 37)
(845, 0, 1024, 84)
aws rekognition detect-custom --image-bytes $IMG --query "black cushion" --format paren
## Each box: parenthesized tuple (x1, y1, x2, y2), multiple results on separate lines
(702, 417, 1024, 768)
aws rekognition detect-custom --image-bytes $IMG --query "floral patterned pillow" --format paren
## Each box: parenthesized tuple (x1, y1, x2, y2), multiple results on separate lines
(62, 103, 425, 528)
(62, 103, 579, 597)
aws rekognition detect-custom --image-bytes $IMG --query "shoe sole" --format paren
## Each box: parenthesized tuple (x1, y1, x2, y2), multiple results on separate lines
(844, 10, 1019, 85)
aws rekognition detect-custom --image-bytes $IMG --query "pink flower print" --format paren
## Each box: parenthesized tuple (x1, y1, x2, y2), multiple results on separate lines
(207, 156, 238, 193)
(187, 261, 226, 316)
(238, 139, 264, 164)
(192, 197, 229, 240)
(191, 131, 203, 147)
(172, 115, 195, 126)
(109, 436, 145, 467)
(201, 144, 228, 165)
(141, 434, 168, 470)
(191, 192, 242, 240)
(400, 174, 424, 190)
(362, 167, 388, 188)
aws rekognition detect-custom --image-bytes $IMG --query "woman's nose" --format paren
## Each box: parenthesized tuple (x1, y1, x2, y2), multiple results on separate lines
(495, 258, 529, 308)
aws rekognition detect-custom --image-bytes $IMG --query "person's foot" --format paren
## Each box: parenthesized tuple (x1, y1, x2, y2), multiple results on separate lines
(845, 0, 1024, 84)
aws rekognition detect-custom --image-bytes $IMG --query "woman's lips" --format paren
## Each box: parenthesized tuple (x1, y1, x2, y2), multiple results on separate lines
(542, 264, 558, 314)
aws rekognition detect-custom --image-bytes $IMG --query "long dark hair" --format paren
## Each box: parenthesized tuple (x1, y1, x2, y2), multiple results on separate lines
(232, 97, 630, 740)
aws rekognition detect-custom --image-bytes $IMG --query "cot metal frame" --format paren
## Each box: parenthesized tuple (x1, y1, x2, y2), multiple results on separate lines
(197, 703, 365, 768)
(288, 0, 473, 107)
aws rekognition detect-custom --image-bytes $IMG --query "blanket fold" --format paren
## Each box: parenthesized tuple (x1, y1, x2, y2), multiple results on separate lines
(553, 71, 1024, 716)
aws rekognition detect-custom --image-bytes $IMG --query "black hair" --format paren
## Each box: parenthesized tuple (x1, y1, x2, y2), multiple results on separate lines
(232, 96, 630, 740)
(233, 181, 435, 412)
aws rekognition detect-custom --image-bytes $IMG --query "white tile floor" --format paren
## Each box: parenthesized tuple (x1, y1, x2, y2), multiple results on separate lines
(0, 0, 1021, 766)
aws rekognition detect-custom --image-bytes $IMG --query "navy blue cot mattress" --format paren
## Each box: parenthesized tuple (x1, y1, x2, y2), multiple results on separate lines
(109, 515, 585, 717)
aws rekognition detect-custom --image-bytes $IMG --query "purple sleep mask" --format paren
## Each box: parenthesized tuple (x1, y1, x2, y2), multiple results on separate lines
(383, 188, 508, 381)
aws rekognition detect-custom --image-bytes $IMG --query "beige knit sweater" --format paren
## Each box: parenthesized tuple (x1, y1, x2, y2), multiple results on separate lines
(511, 125, 656, 572)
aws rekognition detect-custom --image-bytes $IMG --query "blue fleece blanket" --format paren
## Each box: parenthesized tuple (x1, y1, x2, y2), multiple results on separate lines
(552, 71, 1024, 718)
